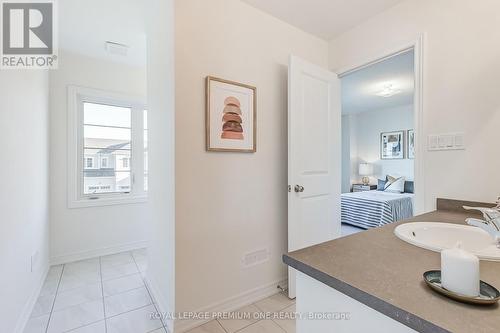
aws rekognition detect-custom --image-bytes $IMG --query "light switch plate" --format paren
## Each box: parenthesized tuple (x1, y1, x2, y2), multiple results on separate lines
(428, 135, 438, 150)
(428, 133, 465, 151)
(454, 134, 464, 147)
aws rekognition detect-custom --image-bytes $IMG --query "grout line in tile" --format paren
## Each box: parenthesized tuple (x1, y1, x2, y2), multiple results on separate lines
(130, 250, 167, 329)
(254, 302, 294, 314)
(51, 269, 102, 295)
(103, 285, 147, 299)
(233, 319, 263, 333)
(104, 303, 153, 320)
(235, 318, 288, 333)
(101, 270, 141, 282)
(62, 319, 104, 333)
(271, 319, 291, 333)
(99, 256, 108, 333)
(45, 263, 65, 333)
(145, 327, 166, 333)
(215, 319, 229, 333)
(217, 297, 295, 333)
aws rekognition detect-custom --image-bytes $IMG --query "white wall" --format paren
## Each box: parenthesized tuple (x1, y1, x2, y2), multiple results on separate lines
(0, 71, 50, 332)
(49, 51, 149, 263)
(144, 0, 176, 331)
(330, 0, 500, 210)
(175, 0, 328, 328)
(342, 105, 414, 190)
(341, 115, 358, 193)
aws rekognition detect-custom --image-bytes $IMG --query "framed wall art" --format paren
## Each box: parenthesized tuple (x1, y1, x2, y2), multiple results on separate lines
(407, 129, 415, 159)
(206, 76, 256, 152)
(380, 130, 405, 159)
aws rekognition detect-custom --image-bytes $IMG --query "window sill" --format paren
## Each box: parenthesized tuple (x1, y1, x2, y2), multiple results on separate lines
(68, 194, 148, 209)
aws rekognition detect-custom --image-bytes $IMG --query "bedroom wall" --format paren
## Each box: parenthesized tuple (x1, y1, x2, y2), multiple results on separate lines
(341, 115, 358, 193)
(329, 0, 500, 210)
(175, 0, 328, 329)
(343, 104, 414, 189)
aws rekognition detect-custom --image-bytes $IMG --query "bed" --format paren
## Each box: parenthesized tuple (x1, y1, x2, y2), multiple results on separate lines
(341, 190, 414, 229)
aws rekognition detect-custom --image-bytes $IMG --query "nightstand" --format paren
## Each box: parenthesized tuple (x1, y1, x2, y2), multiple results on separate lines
(352, 184, 377, 192)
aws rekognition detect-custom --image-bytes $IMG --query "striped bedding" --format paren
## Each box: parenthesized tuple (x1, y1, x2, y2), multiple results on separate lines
(341, 191, 414, 229)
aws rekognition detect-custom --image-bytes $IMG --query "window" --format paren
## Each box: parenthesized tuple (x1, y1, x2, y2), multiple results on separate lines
(84, 157, 94, 169)
(122, 157, 129, 168)
(100, 156, 109, 169)
(68, 86, 148, 207)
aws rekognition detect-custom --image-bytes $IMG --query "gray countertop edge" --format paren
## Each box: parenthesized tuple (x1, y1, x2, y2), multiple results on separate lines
(283, 254, 451, 333)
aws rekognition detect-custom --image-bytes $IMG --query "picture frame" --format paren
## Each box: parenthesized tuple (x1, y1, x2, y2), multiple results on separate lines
(380, 130, 405, 159)
(206, 76, 257, 152)
(407, 129, 415, 159)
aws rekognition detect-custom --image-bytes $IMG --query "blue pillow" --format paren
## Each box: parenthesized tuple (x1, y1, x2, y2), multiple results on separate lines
(404, 181, 414, 194)
(377, 179, 386, 191)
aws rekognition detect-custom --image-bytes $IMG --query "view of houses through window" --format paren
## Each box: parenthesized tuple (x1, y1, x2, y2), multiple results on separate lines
(83, 102, 134, 195)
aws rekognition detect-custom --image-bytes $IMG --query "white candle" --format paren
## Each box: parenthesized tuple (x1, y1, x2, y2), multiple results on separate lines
(441, 242, 480, 297)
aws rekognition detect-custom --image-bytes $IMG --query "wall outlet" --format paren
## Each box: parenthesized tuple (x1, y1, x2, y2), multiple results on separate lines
(31, 251, 40, 272)
(242, 248, 269, 267)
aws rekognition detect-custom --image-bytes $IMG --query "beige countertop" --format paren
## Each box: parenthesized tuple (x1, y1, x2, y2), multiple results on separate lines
(283, 200, 500, 333)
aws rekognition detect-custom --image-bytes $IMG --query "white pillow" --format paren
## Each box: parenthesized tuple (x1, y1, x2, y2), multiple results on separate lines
(384, 176, 405, 193)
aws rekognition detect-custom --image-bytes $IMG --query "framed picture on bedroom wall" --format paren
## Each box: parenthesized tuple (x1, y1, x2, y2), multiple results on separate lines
(380, 131, 405, 159)
(407, 129, 415, 159)
(206, 76, 257, 152)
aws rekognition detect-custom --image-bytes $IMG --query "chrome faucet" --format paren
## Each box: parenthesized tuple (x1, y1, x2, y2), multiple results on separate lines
(464, 199, 500, 248)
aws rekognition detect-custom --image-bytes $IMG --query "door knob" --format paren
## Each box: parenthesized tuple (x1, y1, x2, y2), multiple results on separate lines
(294, 185, 304, 193)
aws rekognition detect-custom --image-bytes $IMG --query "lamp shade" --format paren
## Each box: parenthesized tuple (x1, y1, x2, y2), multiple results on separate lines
(359, 163, 373, 176)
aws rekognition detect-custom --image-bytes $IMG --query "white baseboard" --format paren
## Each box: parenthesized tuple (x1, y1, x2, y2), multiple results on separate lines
(145, 273, 174, 332)
(174, 277, 288, 333)
(14, 264, 50, 333)
(50, 240, 149, 265)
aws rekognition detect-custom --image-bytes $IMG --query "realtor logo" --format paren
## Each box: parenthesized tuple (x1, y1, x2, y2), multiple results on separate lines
(1, 0, 57, 69)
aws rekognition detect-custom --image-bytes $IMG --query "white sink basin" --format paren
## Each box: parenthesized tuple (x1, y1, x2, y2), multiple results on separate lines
(394, 222, 500, 261)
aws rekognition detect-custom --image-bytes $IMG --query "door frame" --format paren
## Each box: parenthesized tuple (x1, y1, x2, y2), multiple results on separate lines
(335, 35, 425, 214)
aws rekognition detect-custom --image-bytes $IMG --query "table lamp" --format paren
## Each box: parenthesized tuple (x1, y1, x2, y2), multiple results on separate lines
(359, 163, 373, 185)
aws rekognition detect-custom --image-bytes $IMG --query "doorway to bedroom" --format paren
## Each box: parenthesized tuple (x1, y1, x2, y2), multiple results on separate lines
(339, 49, 417, 236)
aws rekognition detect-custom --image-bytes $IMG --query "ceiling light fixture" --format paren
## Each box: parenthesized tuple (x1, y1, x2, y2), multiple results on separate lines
(375, 84, 402, 98)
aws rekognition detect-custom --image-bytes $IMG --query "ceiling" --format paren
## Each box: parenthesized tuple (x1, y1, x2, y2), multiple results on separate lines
(59, 0, 146, 67)
(241, 0, 404, 40)
(341, 50, 414, 115)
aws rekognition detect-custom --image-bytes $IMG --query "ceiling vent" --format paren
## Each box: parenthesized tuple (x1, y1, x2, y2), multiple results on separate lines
(105, 41, 129, 56)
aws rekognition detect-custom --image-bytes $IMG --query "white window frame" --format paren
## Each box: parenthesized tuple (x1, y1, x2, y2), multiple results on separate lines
(67, 85, 148, 208)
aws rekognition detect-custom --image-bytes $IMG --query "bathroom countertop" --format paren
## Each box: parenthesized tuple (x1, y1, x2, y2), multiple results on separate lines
(283, 199, 500, 333)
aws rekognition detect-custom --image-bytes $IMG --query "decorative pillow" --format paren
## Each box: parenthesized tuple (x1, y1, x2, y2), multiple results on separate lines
(384, 175, 405, 193)
(404, 181, 414, 194)
(377, 179, 387, 191)
(383, 175, 396, 189)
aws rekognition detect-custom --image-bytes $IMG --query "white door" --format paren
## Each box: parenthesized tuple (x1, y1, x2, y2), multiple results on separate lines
(288, 55, 341, 298)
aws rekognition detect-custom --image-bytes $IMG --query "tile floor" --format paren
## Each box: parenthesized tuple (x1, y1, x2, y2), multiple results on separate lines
(25, 249, 296, 333)
(24, 249, 167, 333)
(184, 293, 296, 333)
